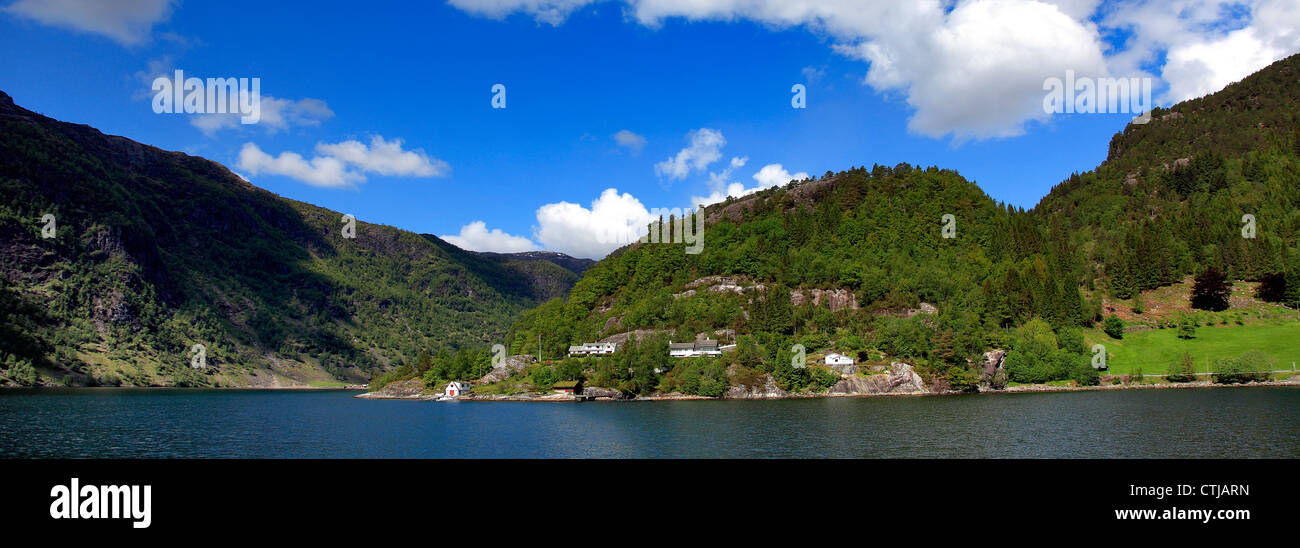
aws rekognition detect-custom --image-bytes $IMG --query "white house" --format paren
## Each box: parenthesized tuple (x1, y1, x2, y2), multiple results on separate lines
(444, 381, 472, 397)
(568, 342, 617, 357)
(669, 339, 722, 358)
(824, 353, 855, 366)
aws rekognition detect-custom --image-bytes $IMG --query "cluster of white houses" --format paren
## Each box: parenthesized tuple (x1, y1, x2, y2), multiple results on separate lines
(565, 339, 852, 363)
(668, 339, 724, 358)
(567, 342, 617, 356)
(440, 348, 859, 398)
(570, 338, 734, 358)
(824, 353, 855, 366)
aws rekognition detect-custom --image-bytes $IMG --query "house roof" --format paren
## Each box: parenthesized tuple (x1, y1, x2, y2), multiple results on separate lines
(553, 380, 581, 388)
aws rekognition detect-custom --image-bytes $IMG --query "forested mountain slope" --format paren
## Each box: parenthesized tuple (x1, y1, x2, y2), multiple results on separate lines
(0, 90, 583, 387)
(505, 54, 1300, 393)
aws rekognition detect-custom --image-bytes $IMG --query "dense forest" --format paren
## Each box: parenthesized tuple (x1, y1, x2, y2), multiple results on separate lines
(497, 53, 1300, 396)
(0, 90, 585, 387)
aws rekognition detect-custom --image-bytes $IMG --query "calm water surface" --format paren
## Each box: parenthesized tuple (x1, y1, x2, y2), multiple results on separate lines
(1, 387, 1297, 458)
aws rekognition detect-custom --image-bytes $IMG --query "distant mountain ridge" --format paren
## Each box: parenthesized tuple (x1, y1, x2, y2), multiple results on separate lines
(0, 89, 581, 387)
(467, 249, 595, 275)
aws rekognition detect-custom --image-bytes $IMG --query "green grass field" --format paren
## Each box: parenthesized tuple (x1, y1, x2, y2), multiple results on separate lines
(1084, 321, 1300, 377)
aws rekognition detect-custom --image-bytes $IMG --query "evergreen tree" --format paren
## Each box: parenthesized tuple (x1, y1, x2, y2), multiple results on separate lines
(1191, 267, 1231, 311)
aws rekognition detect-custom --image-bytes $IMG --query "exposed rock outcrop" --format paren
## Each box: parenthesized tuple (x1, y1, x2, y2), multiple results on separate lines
(790, 288, 859, 312)
(478, 354, 534, 383)
(828, 362, 858, 376)
(599, 329, 672, 347)
(582, 386, 626, 399)
(981, 350, 1006, 378)
(828, 363, 927, 395)
(726, 374, 789, 399)
(356, 378, 426, 399)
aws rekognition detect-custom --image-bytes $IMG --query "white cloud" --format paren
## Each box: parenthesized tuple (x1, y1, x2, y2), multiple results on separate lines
(613, 129, 647, 155)
(236, 136, 449, 188)
(192, 96, 335, 136)
(449, 0, 1300, 140)
(316, 136, 447, 177)
(1106, 0, 1300, 103)
(237, 143, 358, 188)
(4, 0, 174, 45)
(533, 188, 654, 259)
(654, 127, 725, 180)
(440, 221, 541, 253)
(833, 0, 1109, 139)
(446, 0, 596, 25)
(691, 163, 809, 207)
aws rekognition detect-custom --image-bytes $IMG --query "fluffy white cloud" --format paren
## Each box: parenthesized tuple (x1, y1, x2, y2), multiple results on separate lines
(1106, 0, 1300, 103)
(236, 136, 448, 188)
(450, 0, 1300, 139)
(237, 143, 357, 188)
(192, 96, 335, 136)
(440, 221, 541, 253)
(832, 0, 1109, 139)
(316, 136, 447, 177)
(691, 163, 809, 207)
(654, 128, 725, 180)
(4, 0, 174, 45)
(613, 129, 647, 154)
(533, 188, 655, 259)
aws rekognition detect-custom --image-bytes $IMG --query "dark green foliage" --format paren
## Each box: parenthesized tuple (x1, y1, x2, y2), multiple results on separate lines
(1070, 360, 1101, 386)
(1103, 315, 1125, 339)
(1255, 272, 1287, 302)
(1191, 268, 1231, 311)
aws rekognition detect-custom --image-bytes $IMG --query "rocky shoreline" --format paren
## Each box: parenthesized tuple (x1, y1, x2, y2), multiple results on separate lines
(354, 367, 1300, 402)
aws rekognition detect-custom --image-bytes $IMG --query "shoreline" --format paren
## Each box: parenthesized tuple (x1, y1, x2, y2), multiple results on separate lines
(353, 377, 1300, 402)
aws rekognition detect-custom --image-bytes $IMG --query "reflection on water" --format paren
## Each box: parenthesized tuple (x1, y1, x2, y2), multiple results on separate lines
(1, 387, 1297, 458)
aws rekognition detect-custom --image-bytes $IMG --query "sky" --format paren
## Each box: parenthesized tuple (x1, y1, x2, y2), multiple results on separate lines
(2, 0, 1298, 259)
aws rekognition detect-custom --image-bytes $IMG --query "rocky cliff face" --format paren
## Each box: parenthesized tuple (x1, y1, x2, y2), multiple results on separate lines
(828, 363, 928, 395)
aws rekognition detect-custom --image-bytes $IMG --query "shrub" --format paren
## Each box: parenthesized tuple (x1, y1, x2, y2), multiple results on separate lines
(1166, 352, 1198, 383)
(1128, 366, 1143, 384)
(1213, 351, 1272, 384)
(1071, 360, 1100, 386)
(1176, 315, 1197, 339)
(1103, 315, 1125, 339)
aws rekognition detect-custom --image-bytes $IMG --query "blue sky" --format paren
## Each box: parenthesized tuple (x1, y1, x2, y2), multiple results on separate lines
(2, 0, 1295, 258)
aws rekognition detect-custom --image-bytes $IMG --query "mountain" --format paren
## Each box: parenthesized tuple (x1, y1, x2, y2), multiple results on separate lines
(0, 90, 582, 387)
(468, 250, 595, 276)
(505, 54, 1300, 394)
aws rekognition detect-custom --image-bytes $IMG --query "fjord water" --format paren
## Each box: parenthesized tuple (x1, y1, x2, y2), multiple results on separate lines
(1, 387, 1297, 458)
